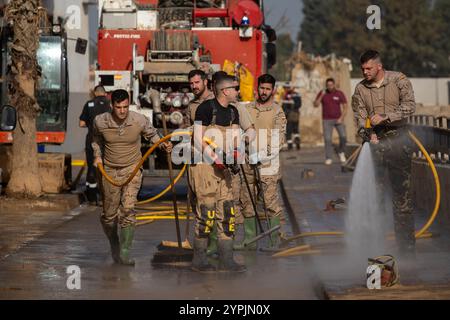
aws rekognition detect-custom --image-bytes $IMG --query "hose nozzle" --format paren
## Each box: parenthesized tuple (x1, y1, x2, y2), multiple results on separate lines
(358, 118, 373, 143)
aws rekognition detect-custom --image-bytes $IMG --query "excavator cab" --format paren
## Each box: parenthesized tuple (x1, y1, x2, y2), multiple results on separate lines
(35, 34, 69, 137)
(0, 27, 68, 143)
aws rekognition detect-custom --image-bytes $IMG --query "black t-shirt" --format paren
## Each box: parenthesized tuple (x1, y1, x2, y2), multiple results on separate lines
(293, 95, 302, 109)
(194, 99, 239, 127)
(79, 96, 111, 134)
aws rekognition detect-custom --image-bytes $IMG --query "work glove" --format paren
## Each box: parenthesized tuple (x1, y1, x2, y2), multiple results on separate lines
(227, 149, 241, 175)
(358, 127, 372, 143)
(232, 149, 240, 161)
(211, 148, 226, 170)
(248, 151, 259, 165)
(213, 157, 227, 171)
(250, 147, 280, 167)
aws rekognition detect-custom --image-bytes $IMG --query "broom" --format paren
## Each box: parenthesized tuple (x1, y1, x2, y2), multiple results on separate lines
(151, 113, 193, 266)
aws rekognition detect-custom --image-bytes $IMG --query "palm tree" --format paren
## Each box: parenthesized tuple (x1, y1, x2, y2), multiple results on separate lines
(5, 0, 43, 197)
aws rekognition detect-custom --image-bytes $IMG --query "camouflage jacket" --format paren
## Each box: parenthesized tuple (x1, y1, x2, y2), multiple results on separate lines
(247, 101, 287, 148)
(92, 111, 161, 168)
(352, 70, 416, 129)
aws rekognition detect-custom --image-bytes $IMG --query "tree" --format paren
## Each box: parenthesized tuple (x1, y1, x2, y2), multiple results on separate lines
(328, 0, 384, 73)
(271, 33, 294, 81)
(5, 0, 43, 198)
(431, 0, 450, 75)
(377, 0, 441, 76)
(298, 0, 333, 56)
(298, 0, 450, 77)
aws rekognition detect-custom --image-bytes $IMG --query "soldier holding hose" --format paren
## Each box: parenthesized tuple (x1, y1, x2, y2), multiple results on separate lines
(92, 89, 172, 266)
(190, 75, 246, 273)
(352, 50, 416, 259)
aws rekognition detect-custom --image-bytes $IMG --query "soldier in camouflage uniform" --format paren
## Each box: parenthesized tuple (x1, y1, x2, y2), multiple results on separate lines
(352, 50, 416, 257)
(209, 71, 256, 255)
(235, 74, 287, 250)
(185, 70, 215, 128)
(190, 75, 246, 273)
(92, 89, 172, 265)
(185, 70, 255, 256)
(184, 70, 215, 238)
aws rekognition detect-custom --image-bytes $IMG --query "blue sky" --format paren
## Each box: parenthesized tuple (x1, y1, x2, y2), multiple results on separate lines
(264, 0, 304, 41)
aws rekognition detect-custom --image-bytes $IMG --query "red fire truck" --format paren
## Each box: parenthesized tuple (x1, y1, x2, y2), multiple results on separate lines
(95, 0, 276, 173)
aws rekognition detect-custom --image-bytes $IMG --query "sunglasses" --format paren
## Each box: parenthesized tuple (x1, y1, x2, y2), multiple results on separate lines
(221, 85, 240, 92)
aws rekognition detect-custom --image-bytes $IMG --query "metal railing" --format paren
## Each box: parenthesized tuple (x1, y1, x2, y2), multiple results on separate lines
(408, 114, 450, 163)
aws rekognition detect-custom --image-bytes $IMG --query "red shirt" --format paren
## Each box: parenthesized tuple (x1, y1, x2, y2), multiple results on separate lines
(316, 90, 347, 120)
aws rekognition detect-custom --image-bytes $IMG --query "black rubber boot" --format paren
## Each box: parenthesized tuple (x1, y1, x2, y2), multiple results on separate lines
(101, 221, 120, 263)
(119, 225, 135, 266)
(294, 137, 301, 150)
(218, 239, 247, 273)
(192, 237, 216, 273)
(288, 142, 293, 150)
(86, 186, 98, 205)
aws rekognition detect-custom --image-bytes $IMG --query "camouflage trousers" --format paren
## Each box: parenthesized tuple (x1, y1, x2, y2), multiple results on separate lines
(371, 127, 415, 250)
(187, 167, 243, 225)
(239, 163, 282, 219)
(188, 163, 236, 240)
(101, 164, 143, 228)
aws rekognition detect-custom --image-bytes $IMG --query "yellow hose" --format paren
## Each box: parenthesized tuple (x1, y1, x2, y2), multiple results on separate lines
(98, 130, 192, 187)
(272, 244, 311, 258)
(135, 206, 179, 210)
(136, 215, 192, 221)
(136, 220, 155, 226)
(408, 131, 441, 238)
(283, 131, 441, 242)
(97, 130, 215, 204)
(136, 210, 188, 215)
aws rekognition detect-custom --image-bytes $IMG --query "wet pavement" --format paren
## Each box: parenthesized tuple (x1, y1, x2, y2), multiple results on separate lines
(0, 175, 318, 299)
(0, 205, 318, 299)
(1, 147, 449, 299)
(0, 195, 82, 261)
(281, 147, 450, 299)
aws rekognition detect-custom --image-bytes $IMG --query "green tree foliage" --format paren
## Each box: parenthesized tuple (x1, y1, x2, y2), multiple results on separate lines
(299, 0, 450, 77)
(298, 0, 333, 56)
(271, 33, 294, 81)
(432, 0, 450, 75)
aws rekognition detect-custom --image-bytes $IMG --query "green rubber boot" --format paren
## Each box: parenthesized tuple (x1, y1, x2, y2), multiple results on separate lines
(206, 224, 218, 256)
(233, 217, 257, 251)
(101, 221, 120, 263)
(268, 216, 281, 249)
(119, 225, 135, 266)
